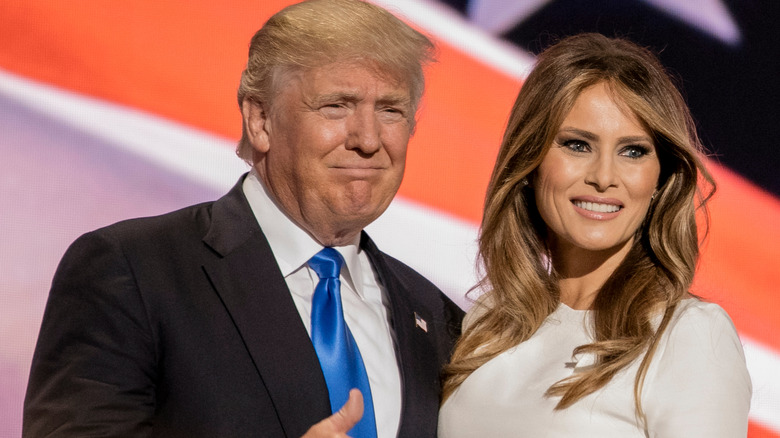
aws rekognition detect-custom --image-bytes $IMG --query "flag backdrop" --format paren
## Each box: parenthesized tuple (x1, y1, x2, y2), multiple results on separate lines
(0, 1, 777, 436)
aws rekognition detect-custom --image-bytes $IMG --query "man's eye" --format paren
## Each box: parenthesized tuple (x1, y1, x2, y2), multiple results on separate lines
(320, 104, 348, 118)
(562, 139, 590, 152)
(378, 107, 406, 122)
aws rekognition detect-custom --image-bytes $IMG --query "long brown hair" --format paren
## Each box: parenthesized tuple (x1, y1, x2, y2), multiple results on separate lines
(442, 33, 715, 422)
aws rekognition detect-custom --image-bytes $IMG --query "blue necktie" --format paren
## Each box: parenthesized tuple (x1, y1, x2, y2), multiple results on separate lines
(309, 248, 377, 438)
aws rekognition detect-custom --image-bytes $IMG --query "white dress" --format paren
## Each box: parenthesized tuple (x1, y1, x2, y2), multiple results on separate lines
(438, 299, 752, 438)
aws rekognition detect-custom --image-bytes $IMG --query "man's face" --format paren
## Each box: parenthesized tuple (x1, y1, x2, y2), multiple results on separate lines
(247, 61, 413, 246)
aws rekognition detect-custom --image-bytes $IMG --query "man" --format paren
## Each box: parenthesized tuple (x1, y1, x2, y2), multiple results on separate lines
(23, 0, 463, 437)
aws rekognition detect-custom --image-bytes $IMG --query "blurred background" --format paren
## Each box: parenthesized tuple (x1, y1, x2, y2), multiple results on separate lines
(1, 0, 777, 436)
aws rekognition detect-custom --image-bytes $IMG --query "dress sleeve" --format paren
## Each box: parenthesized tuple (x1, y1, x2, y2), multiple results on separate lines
(642, 301, 752, 438)
(23, 230, 157, 437)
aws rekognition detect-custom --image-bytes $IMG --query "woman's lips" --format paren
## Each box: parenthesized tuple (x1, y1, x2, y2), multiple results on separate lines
(571, 197, 623, 219)
(572, 200, 621, 213)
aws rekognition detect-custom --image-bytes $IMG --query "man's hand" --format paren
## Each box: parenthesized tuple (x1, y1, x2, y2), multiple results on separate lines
(301, 389, 364, 437)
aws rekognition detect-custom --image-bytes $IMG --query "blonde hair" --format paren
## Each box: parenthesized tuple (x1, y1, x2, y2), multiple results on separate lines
(236, 0, 435, 163)
(442, 34, 715, 423)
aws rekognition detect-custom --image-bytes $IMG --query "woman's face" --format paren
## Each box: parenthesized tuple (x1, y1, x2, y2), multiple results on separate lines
(533, 82, 661, 255)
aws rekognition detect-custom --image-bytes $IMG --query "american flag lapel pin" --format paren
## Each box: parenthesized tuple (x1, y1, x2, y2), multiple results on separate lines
(414, 312, 428, 333)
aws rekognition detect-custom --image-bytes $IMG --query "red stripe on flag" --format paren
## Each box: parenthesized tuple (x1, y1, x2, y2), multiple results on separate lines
(0, 0, 298, 139)
(694, 164, 780, 348)
(748, 420, 780, 438)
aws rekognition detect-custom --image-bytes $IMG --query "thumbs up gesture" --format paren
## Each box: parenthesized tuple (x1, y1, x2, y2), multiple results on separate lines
(301, 389, 365, 438)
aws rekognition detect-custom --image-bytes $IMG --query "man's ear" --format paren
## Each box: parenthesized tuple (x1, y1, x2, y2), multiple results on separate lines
(242, 99, 270, 154)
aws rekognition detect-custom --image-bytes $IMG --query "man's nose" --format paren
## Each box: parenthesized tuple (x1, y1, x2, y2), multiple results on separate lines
(345, 107, 381, 154)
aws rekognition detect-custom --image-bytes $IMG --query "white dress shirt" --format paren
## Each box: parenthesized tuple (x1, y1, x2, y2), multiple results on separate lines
(242, 171, 402, 438)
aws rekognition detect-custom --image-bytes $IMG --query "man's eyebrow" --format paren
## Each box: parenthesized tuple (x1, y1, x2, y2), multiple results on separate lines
(310, 91, 411, 107)
(310, 92, 360, 105)
(376, 93, 411, 107)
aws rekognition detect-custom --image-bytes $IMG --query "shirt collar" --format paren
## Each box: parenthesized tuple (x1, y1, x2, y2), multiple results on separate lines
(242, 170, 365, 298)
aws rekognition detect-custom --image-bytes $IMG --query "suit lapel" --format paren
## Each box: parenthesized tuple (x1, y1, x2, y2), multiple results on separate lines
(361, 233, 441, 437)
(201, 178, 330, 437)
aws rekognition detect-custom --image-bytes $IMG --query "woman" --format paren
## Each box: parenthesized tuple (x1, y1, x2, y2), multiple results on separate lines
(439, 34, 751, 437)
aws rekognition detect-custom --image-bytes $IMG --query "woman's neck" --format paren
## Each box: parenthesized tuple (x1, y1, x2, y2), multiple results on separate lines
(551, 238, 634, 310)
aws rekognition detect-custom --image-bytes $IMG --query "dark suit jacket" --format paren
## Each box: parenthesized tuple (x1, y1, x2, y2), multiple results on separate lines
(24, 177, 463, 437)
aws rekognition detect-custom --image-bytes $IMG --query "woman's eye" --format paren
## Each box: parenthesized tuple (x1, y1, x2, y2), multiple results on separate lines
(562, 139, 590, 153)
(621, 145, 651, 159)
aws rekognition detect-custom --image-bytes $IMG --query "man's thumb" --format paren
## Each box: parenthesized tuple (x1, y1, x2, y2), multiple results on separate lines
(329, 389, 364, 433)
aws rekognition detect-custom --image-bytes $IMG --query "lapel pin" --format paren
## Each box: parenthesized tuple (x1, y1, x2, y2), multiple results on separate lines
(414, 312, 428, 332)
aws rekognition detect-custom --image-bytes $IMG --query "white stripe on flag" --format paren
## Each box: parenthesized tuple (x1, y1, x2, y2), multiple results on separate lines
(0, 68, 247, 193)
(370, 0, 535, 81)
(744, 338, 780, 432)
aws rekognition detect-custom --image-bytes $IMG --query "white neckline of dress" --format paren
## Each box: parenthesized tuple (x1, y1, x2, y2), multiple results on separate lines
(558, 302, 591, 314)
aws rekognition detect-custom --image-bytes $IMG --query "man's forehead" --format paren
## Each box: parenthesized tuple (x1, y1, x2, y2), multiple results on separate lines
(290, 61, 410, 98)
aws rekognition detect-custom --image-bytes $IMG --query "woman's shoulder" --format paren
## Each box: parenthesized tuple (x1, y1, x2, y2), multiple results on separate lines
(654, 298, 748, 377)
(642, 301, 752, 435)
(667, 298, 737, 334)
